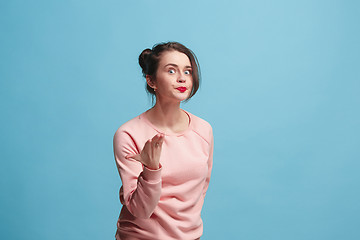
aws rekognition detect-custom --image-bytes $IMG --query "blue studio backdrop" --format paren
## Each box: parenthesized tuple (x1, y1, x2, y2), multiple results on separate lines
(1, 0, 359, 239)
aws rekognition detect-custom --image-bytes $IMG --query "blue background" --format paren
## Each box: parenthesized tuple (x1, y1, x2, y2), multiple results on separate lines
(1, 0, 359, 239)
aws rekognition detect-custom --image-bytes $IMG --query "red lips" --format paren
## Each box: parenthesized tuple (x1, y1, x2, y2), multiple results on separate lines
(176, 87, 187, 92)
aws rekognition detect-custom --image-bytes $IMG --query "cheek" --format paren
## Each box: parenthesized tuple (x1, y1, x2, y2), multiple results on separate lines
(189, 77, 193, 87)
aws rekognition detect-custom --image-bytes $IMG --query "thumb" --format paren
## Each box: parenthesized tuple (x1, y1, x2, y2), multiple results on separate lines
(126, 153, 141, 162)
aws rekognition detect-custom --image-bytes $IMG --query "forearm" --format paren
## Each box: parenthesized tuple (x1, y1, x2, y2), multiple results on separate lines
(123, 166, 162, 218)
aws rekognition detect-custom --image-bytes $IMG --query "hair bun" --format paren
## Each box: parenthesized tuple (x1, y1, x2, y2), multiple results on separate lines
(139, 48, 152, 75)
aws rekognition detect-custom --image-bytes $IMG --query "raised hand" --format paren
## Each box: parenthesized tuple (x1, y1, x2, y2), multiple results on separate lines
(126, 133, 165, 170)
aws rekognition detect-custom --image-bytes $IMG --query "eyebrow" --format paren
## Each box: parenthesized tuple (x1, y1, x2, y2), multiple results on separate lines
(164, 63, 192, 69)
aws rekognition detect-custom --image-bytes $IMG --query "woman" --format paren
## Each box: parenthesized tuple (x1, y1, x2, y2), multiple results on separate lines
(113, 42, 214, 240)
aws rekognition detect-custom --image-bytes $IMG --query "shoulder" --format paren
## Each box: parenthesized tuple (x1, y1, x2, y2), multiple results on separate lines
(113, 112, 149, 140)
(186, 110, 213, 145)
(115, 114, 140, 133)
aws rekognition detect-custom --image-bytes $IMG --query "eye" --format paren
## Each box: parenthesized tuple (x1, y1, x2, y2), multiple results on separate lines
(184, 70, 191, 75)
(168, 69, 176, 74)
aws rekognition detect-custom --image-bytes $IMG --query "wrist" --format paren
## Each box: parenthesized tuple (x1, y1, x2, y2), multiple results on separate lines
(144, 163, 161, 170)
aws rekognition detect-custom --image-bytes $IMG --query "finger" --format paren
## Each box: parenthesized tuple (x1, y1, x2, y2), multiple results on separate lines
(159, 134, 165, 143)
(151, 134, 161, 147)
(156, 139, 164, 149)
(150, 133, 164, 149)
(152, 134, 160, 141)
(126, 153, 141, 162)
(155, 134, 164, 146)
(125, 153, 135, 159)
(155, 139, 165, 149)
(153, 140, 160, 148)
(142, 139, 152, 151)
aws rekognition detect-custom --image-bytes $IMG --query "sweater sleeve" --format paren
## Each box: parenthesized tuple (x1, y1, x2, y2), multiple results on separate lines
(113, 130, 162, 219)
(203, 126, 214, 198)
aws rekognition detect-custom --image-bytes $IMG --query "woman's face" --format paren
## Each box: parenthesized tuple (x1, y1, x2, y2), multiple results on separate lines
(149, 50, 193, 103)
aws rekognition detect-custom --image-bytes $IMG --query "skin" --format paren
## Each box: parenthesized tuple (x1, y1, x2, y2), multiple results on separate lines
(126, 50, 193, 170)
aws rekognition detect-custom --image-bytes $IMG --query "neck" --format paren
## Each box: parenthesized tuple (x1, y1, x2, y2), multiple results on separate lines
(150, 100, 183, 128)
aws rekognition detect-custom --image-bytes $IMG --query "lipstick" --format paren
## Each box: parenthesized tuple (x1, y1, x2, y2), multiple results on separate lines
(176, 87, 187, 93)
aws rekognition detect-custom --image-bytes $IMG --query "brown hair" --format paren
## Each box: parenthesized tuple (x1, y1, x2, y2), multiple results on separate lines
(139, 42, 200, 103)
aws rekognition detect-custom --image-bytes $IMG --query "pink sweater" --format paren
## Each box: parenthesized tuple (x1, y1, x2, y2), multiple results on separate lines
(113, 109, 213, 240)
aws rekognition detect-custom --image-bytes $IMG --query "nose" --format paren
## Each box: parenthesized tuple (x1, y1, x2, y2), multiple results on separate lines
(177, 72, 186, 83)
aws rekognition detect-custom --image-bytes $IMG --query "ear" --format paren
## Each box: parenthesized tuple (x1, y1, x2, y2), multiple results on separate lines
(146, 75, 157, 90)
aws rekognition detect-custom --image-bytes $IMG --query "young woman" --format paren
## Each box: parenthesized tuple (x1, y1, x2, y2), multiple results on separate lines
(113, 42, 214, 240)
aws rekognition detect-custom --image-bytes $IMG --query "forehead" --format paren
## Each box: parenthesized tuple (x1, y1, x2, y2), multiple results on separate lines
(158, 51, 191, 67)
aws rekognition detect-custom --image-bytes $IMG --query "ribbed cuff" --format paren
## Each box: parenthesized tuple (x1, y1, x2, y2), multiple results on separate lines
(142, 164, 162, 183)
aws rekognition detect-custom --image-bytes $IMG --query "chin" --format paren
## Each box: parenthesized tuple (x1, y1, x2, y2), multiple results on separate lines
(164, 92, 190, 102)
(178, 94, 190, 102)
